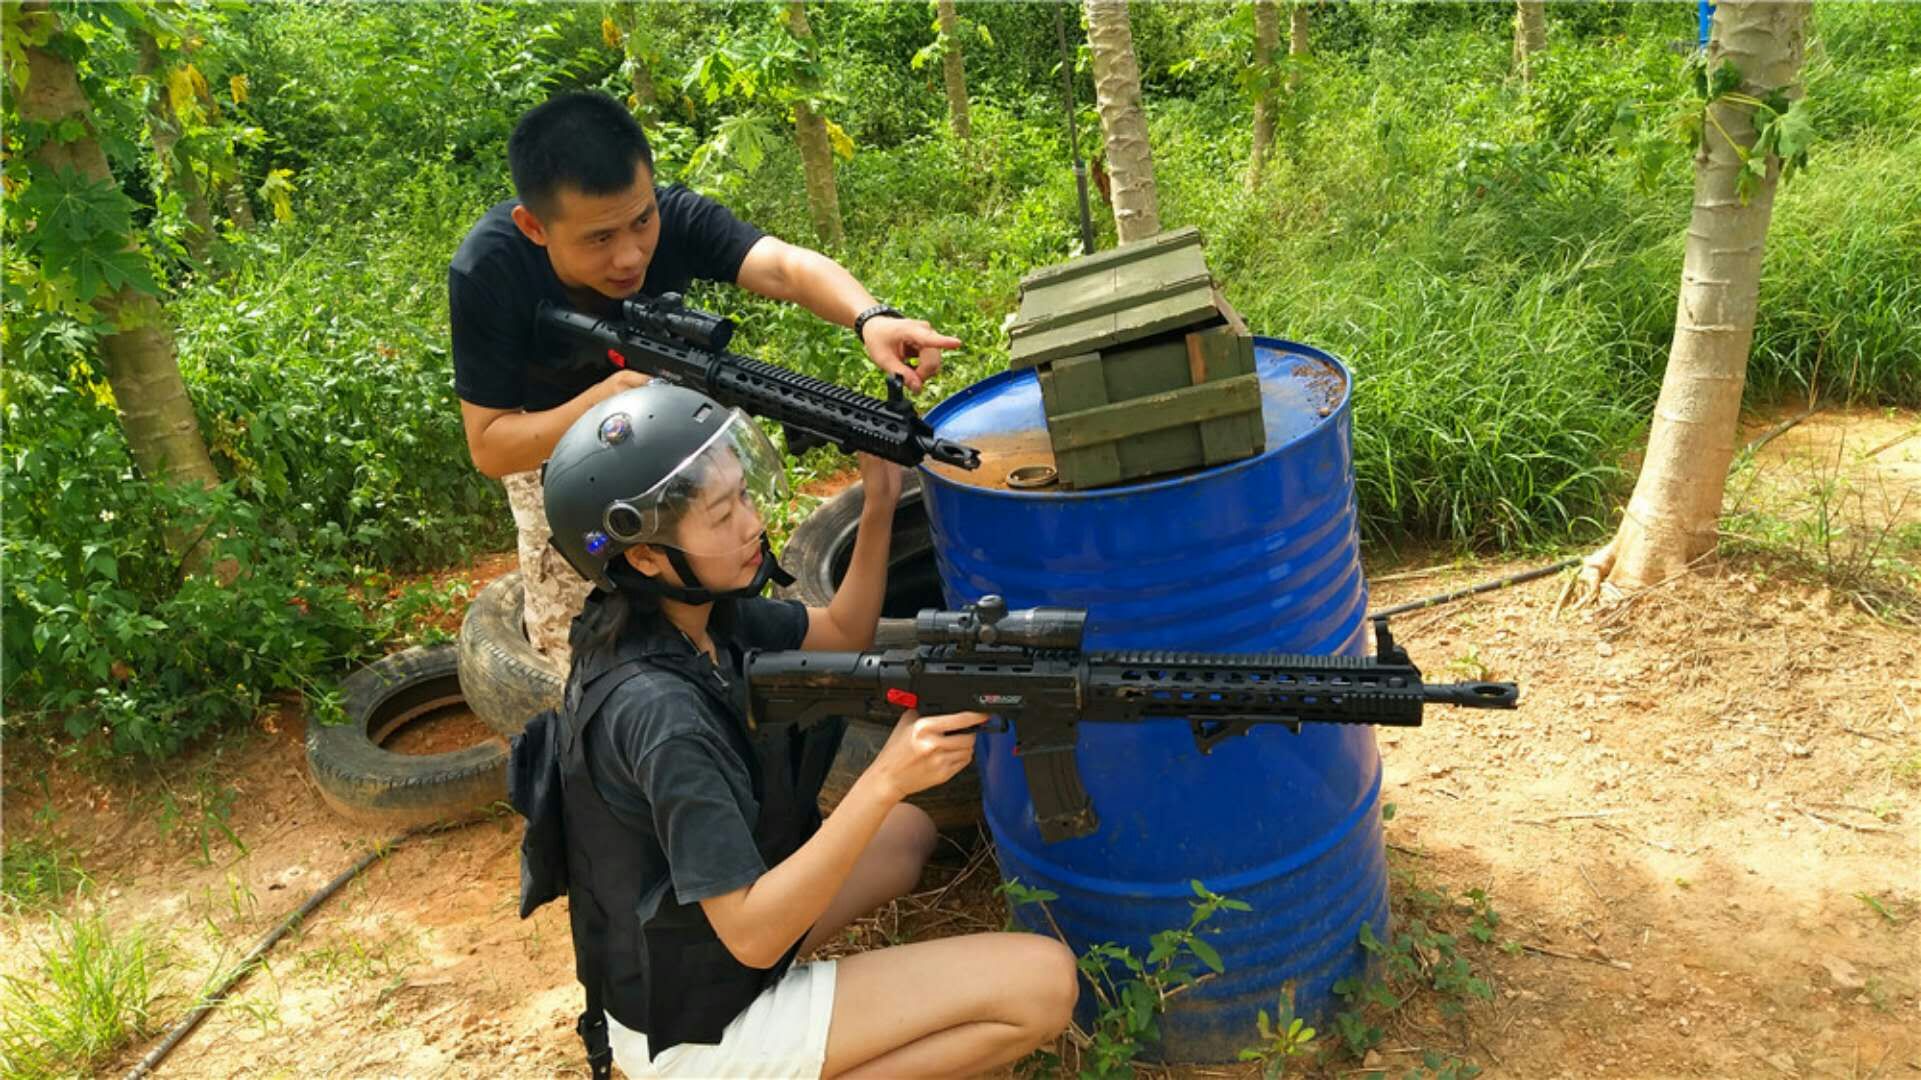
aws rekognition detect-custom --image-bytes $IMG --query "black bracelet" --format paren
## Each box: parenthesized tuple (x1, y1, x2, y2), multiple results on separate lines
(853, 304, 904, 345)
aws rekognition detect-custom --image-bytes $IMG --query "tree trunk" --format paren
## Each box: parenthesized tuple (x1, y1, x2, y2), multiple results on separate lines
(784, 2, 844, 247)
(1289, 1, 1308, 92)
(1513, 0, 1546, 81)
(134, 28, 214, 262)
(1581, 0, 1810, 595)
(937, 0, 971, 141)
(618, 1, 659, 121)
(20, 9, 220, 496)
(1083, 0, 1160, 243)
(223, 180, 257, 230)
(1247, 0, 1280, 190)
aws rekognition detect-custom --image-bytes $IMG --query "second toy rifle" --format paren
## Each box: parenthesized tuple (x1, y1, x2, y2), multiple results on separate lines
(539, 294, 980, 470)
(746, 597, 1519, 842)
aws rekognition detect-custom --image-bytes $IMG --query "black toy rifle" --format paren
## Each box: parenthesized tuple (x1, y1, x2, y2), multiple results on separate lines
(539, 294, 980, 470)
(746, 597, 1519, 842)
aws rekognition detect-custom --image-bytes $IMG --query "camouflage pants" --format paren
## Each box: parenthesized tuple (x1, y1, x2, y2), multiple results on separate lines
(502, 470, 593, 670)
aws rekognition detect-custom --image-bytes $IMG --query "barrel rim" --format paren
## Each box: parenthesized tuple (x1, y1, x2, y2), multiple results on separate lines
(919, 336, 1353, 501)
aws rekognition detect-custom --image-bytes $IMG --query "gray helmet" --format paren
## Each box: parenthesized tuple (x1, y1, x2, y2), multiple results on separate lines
(543, 383, 792, 592)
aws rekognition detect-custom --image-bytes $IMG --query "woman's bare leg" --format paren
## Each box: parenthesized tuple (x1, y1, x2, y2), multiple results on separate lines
(799, 802, 937, 956)
(822, 932, 1078, 1079)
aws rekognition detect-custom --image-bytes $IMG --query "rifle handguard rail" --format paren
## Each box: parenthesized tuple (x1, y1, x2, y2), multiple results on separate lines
(538, 296, 980, 470)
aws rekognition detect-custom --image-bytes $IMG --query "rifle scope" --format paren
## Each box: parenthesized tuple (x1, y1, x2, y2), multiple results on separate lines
(915, 596, 1086, 650)
(621, 293, 734, 352)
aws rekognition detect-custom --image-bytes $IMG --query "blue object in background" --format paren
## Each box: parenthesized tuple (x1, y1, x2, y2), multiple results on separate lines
(1699, 0, 1714, 48)
(918, 340, 1387, 1062)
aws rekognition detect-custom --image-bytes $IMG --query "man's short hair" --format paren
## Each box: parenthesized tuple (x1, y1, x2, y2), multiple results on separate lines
(508, 92, 654, 221)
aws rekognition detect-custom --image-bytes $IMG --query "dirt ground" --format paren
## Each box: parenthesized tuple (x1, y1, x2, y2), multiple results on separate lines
(2, 409, 1917, 1079)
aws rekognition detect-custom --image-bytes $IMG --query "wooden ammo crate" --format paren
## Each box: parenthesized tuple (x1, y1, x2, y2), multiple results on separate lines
(1008, 227, 1265, 490)
(1037, 327, 1262, 489)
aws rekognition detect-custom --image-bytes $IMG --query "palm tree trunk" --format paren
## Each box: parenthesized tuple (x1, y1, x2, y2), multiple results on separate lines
(1582, 0, 1811, 593)
(784, 2, 844, 247)
(937, 0, 972, 141)
(1289, 1, 1308, 92)
(223, 181, 257, 230)
(1247, 0, 1280, 189)
(1083, 0, 1160, 243)
(1513, 0, 1547, 81)
(618, 1, 659, 120)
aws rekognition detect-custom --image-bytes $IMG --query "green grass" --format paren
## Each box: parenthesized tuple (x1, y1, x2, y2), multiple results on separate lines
(0, 914, 170, 1079)
(0, 835, 90, 912)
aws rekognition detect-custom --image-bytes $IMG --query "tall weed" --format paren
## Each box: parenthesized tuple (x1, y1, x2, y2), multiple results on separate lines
(0, 914, 170, 1080)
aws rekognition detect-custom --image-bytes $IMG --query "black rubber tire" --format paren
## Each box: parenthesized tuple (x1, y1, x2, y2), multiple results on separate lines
(779, 472, 944, 644)
(306, 645, 508, 827)
(459, 571, 564, 739)
(781, 475, 983, 831)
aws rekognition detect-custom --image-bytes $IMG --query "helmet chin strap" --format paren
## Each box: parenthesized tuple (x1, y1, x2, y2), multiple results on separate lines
(633, 534, 793, 606)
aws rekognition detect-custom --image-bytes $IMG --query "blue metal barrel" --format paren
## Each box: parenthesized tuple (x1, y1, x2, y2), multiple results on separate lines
(918, 339, 1385, 1062)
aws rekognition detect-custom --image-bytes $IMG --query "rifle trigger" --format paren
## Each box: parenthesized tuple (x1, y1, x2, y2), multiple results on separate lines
(886, 688, 919, 710)
(606, 349, 628, 369)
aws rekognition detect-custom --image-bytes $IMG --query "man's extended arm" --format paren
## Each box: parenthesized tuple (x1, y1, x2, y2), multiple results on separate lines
(460, 369, 650, 478)
(735, 237, 960, 393)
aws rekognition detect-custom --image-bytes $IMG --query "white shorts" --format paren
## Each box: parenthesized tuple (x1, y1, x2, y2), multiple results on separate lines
(607, 959, 839, 1079)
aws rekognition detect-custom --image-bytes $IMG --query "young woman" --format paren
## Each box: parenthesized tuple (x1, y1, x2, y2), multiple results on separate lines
(538, 383, 1076, 1079)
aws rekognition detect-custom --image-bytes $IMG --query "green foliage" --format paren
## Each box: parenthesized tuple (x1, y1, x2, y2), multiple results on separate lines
(1003, 878, 1247, 1079)
(1237, 983, 1317, 1079)
(1329, 880, 1503, 1076)
(10, 164, 157, 302)
(0, 913, 170, 1080)
(1, 834, 91, 912)
(1720, 446, 1921, 625)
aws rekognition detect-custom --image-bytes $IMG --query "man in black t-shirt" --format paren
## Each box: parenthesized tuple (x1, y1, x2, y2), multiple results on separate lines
(449, 91, 960, 664)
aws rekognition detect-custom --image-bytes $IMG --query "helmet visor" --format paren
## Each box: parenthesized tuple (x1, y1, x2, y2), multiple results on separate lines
(601, 409, 792, 559)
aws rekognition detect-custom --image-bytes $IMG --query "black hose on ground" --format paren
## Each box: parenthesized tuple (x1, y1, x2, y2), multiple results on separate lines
(122, 831, 418, 1080)
(1369, 556, 1582, 620)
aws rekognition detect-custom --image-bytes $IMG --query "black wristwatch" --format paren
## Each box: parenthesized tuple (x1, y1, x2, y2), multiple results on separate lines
(853, 304, 904, 345)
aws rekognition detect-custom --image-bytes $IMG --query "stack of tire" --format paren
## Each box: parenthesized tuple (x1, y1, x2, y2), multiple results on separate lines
(455, 473, 983, 831)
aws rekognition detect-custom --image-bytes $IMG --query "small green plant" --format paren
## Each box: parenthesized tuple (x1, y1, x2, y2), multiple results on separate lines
(0, 913, 171, 1079)
(1445, 644, 1490, 681)
(1330, 880, 1500, 1070)
(1237, 982, 1317, 1078)
(1853, 890, 1912, 927)
(1, 834, 90, 911)
(1003, 878, 1247, 1079)
(153, 768, 247, 867)
(1892, 753, 1921, 789)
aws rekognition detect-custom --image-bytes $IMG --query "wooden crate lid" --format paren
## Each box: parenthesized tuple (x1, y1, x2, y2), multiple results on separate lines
(1008, 226, 1231, 369)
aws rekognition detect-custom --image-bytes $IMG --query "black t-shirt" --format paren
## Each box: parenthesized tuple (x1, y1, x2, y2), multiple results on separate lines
(448, 186, 764, 412)
(585, 597, 810, 906)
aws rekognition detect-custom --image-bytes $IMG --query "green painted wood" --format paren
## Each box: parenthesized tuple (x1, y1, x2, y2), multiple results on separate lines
(1008, 227, 1226, 369)
(1038, 353, 1123, 488)
(1100, 339, 1192, 400)
(1016, 226, 1204, 287)
(1048, 375, 1261, 452)
(1188, 328, 1264, 465)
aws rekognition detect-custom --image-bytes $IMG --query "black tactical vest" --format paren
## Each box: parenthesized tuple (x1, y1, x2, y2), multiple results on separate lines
(558, 609, 846, 1055)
